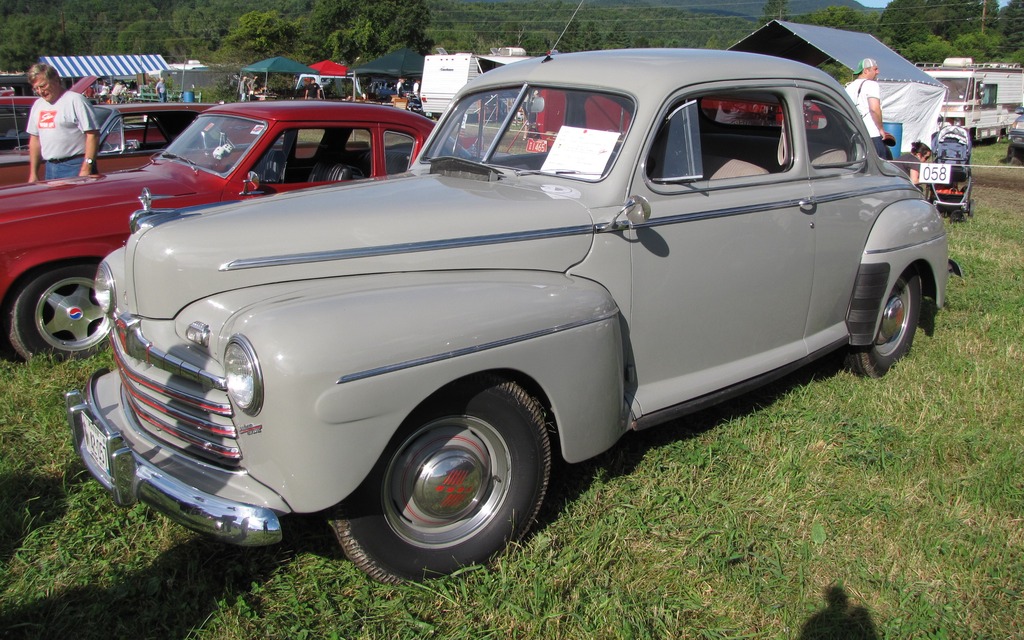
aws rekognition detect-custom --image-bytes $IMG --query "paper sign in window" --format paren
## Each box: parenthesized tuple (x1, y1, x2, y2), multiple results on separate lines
(540, 126, 620, 177)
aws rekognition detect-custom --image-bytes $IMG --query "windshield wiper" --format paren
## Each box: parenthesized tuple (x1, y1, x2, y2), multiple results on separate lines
(428, 156, 502, 182)
(161, 151, 199, 173)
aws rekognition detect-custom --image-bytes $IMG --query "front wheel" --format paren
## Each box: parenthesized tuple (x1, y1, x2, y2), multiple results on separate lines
(845, 269, 921, 378)
(331, 375, 551, 583)
(7, 264, 109, 360)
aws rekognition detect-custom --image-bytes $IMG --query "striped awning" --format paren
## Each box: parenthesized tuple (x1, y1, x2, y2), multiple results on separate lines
(39, 54, 170, 79)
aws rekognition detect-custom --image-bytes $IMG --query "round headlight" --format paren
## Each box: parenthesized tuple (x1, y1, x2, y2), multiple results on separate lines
(224, 336, 263, 415)
(94, 262, 115, 315)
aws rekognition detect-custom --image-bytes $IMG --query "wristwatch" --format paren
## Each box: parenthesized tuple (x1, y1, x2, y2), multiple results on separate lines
(85, 158, 94, 165)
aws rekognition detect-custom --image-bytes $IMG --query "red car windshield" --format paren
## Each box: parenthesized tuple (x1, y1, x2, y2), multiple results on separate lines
(162, 114, 267, 176)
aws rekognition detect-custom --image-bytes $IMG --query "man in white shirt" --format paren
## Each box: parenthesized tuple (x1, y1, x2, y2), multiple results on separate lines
(26, 63, 99, 182)
(846, 58, 895, 159)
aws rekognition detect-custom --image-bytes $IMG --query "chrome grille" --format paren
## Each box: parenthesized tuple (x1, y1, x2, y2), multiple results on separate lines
(111, 315, 242, 466)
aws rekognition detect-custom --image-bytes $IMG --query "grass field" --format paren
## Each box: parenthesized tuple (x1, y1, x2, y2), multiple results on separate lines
(2, 143, 1022, 639)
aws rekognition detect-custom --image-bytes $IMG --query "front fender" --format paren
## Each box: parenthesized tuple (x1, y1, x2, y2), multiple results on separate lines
(182, 270, 627, 512)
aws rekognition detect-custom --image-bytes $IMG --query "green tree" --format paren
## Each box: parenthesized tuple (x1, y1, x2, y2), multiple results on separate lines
(1001, 0, 1024, 53)
(951, 30, 1002, 60)
(902, 34, 954, 63)
(223, 10, 302, 61)
(307, 0, 431, 64)
(759, 0, 788, 25)
(878, 0, 931, 51)
(0, 13, 66, 69)
(794, 6, 875, 33)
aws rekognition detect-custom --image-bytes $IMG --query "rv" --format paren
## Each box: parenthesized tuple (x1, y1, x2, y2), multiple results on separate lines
(419, 47, 530, 118)
(921, 58, 1024, 141)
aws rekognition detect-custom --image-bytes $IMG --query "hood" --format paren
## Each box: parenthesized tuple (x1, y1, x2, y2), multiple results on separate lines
(0, 159, 204, 224)
(127, 173, 598, 318)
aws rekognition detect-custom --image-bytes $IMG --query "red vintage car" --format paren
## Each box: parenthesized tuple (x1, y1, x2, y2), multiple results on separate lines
(0, 102, 210, 185)
(0, 100, 435, 360)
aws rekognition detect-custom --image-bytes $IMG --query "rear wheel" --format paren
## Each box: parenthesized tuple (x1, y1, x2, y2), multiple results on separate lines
(845, 269, 921, 378)
(331, 375, 551, 583)
(7, 264, 109, 360)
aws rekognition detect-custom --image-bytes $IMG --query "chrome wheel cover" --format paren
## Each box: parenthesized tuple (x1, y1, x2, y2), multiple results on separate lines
(875, 277, 909, 356)
(383, 416, 512, 548)
(34, 275, 109, 352)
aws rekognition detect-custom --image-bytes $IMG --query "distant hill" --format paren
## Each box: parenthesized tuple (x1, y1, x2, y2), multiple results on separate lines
(465, 0, 877, 21)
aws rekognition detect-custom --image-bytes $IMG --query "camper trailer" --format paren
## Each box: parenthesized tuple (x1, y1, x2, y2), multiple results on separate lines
(419, 47, 530, 118)
(921, 58, 1024, 141)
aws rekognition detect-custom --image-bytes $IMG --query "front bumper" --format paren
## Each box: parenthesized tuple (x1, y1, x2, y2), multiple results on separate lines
(66, 371, 282, 546)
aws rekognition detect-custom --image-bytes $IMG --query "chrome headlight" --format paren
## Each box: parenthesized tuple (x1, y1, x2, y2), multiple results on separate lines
(94, 262, 115, 316)
(224, 336, 263, 415)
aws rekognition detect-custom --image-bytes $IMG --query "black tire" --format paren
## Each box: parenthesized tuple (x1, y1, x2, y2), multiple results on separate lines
(331, 375, 551, 583)
(845, 269, 921, 378)
(7, 264, 109, 361)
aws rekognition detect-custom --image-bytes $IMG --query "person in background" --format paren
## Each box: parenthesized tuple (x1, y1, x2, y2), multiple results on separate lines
(156, 76, 167, 102)
(846, 58, 895, 159)
(893, 141, 931, 186)
(25, 63, 99, 182)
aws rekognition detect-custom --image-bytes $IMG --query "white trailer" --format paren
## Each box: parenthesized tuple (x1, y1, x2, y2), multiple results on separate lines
(922, 58, 1024, 141)
(419, 48, 531, 118)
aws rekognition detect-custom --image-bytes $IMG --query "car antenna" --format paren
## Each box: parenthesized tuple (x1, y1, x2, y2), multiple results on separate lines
(544, 0, 584, 62)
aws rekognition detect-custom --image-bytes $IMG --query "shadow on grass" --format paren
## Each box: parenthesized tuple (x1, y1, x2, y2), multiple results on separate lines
(799, 584, 879, 639)
(0, 472, 67, 565)
(0, 513, 338, 639)
(535, 348, 848, 531)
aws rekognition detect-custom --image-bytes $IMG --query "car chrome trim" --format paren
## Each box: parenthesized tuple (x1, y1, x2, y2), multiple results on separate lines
(114, 314, 227, 391)
(66, 385, 280, 546)
(338, 310, 618, 383)
(864, 234, 947, 255)
(220, 225, 596, 271)
(807, 183, 918, 204)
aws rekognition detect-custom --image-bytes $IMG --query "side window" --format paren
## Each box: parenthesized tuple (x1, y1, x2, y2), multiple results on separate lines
(384, 131, 415, 174)
(647, 91, 790, 184)
(100, 118, 125, 154)
(304, 127, 371, 182)
(805, 99, 866, 169)
(647, 100, 702, 182)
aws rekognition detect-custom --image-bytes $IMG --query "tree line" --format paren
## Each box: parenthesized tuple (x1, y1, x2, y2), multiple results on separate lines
(1, 0, 1022, 75)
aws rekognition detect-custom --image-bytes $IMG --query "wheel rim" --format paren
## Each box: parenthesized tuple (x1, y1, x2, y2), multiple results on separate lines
(383, 416, 512, 548)
(33, 275, 109, 352)
(875, 277, 910, 356)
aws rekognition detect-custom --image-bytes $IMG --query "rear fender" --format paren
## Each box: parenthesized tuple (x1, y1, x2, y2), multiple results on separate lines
(847, 197, 949, 344)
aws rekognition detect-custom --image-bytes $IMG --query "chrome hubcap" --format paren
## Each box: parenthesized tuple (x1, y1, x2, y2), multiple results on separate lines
(384, 417, 511, 548)
(875, 279, 908, 355)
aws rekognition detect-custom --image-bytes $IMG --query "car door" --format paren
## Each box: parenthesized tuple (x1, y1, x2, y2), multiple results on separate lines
(799, 90, 887, 352)
(625, 86, 817, 417)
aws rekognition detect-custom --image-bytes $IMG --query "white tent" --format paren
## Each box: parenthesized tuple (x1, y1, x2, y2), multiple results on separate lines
(731, 21, 945, 154)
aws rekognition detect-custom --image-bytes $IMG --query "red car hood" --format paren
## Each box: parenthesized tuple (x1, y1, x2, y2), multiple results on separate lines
(0, 159, 209, 224)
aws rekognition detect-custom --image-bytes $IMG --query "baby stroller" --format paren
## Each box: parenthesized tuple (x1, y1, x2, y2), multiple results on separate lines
(929, 123, 973, 221)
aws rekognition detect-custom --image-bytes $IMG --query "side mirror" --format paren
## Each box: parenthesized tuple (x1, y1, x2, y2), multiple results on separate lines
(241, 171, 262, 195)
(596, 195, 651, 232)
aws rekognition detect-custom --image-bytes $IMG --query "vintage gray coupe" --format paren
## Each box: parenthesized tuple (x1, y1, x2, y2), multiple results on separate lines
(67, 49, 952, 583)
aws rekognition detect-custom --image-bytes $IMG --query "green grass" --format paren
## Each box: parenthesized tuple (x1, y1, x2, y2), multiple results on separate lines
(2, 155, 1024, 638)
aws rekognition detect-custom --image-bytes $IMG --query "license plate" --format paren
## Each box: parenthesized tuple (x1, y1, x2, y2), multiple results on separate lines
(82, 414, 110, 477)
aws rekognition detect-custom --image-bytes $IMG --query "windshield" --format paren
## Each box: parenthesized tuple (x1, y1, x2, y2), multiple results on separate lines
(162, 114, 267, 176)
(423, 84, 635, 180)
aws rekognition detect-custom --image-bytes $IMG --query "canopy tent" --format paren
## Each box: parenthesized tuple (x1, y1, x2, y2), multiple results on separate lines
(309, 60, 349, 77)
(39, 54, 169, 79)
(731, 21, 946, 153)
(353, 49, 424, 77)
(242, 56, 317, 93)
